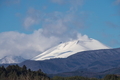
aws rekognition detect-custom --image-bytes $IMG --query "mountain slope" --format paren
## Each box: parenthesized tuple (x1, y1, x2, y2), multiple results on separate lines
(49, 67, 120, 78)
(32, 37, 109, 61)
(0, 56, 25, 64)
(20, 48, 120, 74)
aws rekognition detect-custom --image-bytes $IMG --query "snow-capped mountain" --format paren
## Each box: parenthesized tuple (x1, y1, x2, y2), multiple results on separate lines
(32, 36, 110, 61)
(22, 48, 120, 74)
(0, 56, 25, 64)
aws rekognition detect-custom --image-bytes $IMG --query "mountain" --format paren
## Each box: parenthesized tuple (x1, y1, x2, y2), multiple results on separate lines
(20, 48, 120, 74)
(100, 67, 120, 75)
(0, 56, 25, 64)
(32, 37, 109, 61)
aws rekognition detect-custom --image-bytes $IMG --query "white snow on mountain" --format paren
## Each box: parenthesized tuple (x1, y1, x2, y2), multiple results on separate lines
(32, 35, 110, 61)
(0, 55, 25, 64)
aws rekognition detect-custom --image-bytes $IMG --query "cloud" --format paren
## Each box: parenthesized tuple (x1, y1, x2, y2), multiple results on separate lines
(0, 30, 88, 59)
(41, 10, 88, 39)
(23, 0, 87, 29)
(0, 30, 60, 59)
(23, 8, 45, 29)
(23, 7, 87, 36)
(42, 12, 72, 36)
(24, 17, 38, 28)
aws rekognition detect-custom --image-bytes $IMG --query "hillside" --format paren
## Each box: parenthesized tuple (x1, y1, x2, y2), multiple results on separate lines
(20, 48, 120, 74)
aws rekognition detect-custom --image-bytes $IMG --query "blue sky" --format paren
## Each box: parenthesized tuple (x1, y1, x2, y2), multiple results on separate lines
(0, 0, 120, 58)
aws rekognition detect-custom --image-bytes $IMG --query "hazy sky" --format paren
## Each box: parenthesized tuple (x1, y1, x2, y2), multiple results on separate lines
(0, 0, 120, 59)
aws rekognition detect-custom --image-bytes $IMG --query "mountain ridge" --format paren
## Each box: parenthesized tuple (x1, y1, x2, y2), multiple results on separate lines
(20, 48, 120, 74)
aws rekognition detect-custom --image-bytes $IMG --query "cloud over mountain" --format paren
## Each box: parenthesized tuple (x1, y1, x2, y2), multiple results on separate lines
(0, 30, 91, 59)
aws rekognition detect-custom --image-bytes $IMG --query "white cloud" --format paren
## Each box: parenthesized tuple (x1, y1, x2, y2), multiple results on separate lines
(0, 30, 61, 59)
(24, 17, 36, 28)
(0, 29, 90, 59)
(41, 10, 87, 37)
(23, 8, 44, 29)
(23, 8, 84, 37)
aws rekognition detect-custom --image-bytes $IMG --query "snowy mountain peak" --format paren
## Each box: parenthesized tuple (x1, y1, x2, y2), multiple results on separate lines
(0, 55, 25, 64)
(32, 37, 110, 61)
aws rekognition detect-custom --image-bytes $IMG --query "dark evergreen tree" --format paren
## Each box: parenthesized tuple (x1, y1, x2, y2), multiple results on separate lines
(103, 74, 118, 80)
(0, 65, 50, 80)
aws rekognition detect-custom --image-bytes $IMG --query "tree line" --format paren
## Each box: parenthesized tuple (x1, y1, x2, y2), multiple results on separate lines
(0, 65, 120, 80)
(0, 65, 50, 80)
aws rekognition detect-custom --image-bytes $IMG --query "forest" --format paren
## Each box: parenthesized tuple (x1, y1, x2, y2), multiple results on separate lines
(0, 65, 50, 80)
(0, 65, 120, 80)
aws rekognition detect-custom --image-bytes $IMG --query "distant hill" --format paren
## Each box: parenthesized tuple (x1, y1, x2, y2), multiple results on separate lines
(0, 55, 25, 64)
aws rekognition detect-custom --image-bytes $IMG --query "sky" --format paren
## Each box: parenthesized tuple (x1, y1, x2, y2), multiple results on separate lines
(0, 0, 120, 59)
